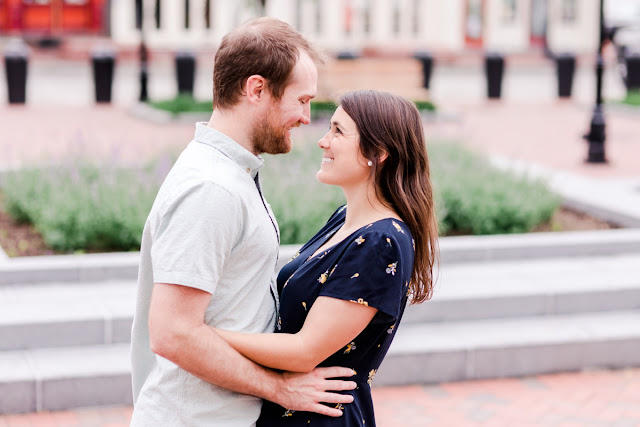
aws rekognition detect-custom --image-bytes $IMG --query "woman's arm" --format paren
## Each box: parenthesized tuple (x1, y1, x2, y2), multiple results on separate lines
(215, 296, 377, 372)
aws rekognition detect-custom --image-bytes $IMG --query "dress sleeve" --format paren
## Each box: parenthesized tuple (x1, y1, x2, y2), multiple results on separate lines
(318, 228, 411, 321)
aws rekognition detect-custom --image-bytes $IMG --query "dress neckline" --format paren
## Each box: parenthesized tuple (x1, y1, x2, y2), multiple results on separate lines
(305, 216, 406, 263)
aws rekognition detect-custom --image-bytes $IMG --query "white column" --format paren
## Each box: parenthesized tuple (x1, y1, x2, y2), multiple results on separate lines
(158, 0, 183, 48)
(212, 0, 236, 41)
(420, 0, 465, 51)
(485, 0, 530, 52)
(370, 0, 393, 43)
(110, 0, 139, 46)
(186, 0, 208, 46)
(547, 0, 598, 54)
(318, 0, 346, 51)
(267, 0, 297, 26)
(142, 0, 158, 43)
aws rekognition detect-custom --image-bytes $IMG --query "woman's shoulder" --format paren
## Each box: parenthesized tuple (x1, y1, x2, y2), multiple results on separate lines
(357, 218, 413, 246)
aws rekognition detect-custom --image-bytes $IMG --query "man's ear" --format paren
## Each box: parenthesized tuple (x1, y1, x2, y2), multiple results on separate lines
(245, 75, 267, 104)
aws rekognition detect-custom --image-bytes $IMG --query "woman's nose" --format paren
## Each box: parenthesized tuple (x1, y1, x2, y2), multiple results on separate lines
(318, 132, 330, 148)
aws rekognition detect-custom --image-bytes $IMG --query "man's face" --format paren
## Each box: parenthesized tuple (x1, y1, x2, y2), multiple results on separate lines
(251, 51, 318, 155)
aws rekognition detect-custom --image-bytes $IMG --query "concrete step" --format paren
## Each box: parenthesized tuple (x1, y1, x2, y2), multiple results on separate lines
(2, 311, 639, 413)
(2, 228, 639, 286)
(404, 253, 640, 323)
(0, 280, 136, 351)
(0, 343, 132, 414)
(376, 310, 640, 387)
(1, 254, 639, 351)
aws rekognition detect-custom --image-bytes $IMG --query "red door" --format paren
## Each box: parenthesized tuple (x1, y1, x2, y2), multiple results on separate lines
(0, 0, 105, 35)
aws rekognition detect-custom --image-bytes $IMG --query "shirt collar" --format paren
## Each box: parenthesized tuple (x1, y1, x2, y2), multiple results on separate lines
(193, 122, 264, 179)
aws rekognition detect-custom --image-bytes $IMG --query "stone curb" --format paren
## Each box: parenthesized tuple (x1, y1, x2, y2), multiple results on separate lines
(2, 228, 640, 286)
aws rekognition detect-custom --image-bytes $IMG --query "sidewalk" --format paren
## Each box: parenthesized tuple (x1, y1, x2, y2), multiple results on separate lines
(1, 368, 638, 426)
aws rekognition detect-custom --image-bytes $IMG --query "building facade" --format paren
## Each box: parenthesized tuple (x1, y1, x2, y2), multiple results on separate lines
(107, 0, 601, 55)
(1, 0, 606, 55)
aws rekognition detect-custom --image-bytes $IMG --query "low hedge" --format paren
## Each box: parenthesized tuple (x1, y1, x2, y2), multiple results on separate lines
(1, 134, 558, 253)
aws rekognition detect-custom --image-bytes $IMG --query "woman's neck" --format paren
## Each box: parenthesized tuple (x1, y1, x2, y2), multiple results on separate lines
(341, 182, 398, 230)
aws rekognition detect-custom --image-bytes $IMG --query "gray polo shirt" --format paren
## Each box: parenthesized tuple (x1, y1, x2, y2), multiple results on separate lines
(130, 123, 279, 427)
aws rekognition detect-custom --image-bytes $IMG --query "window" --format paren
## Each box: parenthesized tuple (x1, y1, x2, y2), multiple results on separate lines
(561, 0, 577, 22)
(501, 0, 517, 24)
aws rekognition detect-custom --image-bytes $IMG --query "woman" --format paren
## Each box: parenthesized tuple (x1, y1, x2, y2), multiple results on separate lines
(216, 90, 438, 426)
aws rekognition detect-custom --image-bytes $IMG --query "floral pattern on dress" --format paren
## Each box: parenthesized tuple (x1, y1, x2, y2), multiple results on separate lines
(318, 270, 329, 284)
(350, 298, 369, 306)
(386, 262, 397, 275)
(282, 409, 295, 417)
(355, 236, 365, 245)
(344, 341, 357, 354)
(288, 251, 300, 264)
(392, 221, 404, 234)
(367, 369, 377, 386)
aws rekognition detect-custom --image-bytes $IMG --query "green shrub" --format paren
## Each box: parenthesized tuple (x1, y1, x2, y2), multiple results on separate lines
(148, 96, 436, 117)
(1, 129, 559, 253)
(414, 100, 437, 112)
(622, 89, 640, 107)
(149, 94, 213, 115)
(1, 158, 171, 252)
(430, 142, 560, 235)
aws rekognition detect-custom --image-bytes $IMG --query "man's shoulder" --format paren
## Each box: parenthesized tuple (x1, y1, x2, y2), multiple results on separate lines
(169, 142, 253, 195)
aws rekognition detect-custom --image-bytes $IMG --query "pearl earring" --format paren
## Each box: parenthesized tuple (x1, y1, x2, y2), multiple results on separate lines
(367, 160, 373, 167)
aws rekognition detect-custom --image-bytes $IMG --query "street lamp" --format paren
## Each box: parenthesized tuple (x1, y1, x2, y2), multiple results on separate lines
(583, 0, 607, 163)
(136, 0, 149, 102)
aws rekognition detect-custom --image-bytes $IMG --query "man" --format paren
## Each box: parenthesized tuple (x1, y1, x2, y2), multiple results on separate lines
(130, 17, 356, 427)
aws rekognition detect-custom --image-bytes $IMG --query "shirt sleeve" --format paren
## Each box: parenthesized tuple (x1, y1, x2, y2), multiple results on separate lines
(151, 180, 241, 295)
(318, 229, 411, 321)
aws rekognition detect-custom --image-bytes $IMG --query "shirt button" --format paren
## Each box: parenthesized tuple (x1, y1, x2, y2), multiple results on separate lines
(246, 168, 251, 173)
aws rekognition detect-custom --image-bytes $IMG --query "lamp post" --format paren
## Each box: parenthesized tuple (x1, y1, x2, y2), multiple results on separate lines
(137, 0, 149, 102)
(583, 0, 607, 163)
(139, 36, 149, 102)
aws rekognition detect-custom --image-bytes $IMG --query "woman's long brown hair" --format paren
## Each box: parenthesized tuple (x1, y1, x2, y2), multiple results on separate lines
(340, 90, 439, 303)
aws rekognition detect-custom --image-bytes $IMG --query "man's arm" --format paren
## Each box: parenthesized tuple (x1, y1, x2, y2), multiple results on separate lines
(148, 282, 356, 417)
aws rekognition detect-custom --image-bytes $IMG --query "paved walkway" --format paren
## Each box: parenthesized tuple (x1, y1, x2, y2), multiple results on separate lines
(1, 368, 638, 426)
(1, 50, 639, 426)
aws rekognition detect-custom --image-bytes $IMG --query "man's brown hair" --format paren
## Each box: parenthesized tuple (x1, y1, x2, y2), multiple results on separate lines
(212, 17, 323, 110)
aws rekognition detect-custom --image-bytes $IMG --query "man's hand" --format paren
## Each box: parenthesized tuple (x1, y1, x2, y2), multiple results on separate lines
(274, 367, 357, 417)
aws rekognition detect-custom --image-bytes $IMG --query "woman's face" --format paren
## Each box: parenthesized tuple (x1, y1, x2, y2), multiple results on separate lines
(316, 106, 371, 188)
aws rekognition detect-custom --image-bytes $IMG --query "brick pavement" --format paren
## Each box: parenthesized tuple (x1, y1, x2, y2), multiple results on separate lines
(0, 368, 638, 426)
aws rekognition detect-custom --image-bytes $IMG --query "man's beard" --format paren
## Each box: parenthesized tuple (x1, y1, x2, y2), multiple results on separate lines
(251, 108, 291, 155)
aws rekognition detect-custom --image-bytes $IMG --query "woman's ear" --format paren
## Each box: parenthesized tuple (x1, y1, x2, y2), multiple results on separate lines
(245, 75, 267, 104)
(379, 151, 389, 164)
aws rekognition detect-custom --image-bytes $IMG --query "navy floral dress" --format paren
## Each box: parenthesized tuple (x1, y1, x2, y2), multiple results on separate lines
(257, 205, 414, 427)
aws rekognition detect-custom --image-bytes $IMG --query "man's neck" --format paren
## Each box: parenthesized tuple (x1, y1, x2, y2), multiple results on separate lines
(207, 108, 258, 155)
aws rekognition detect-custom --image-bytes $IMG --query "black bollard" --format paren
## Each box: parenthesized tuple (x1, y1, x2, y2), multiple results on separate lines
(91, 49, 116, 103)
(175, 51, 196, 96)
(414, 51, 433, 89)
(555, 53, 576, 98)
(336, 50, 358, 60)
(4, 45, 29, 104)
(484, 52, 505, 99)
(625, 53, 640, 90)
